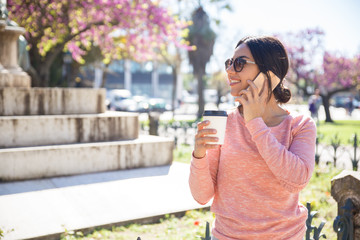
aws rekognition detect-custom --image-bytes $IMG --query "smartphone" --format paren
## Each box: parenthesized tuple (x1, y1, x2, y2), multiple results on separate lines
(249, 71, 281, 93)
(236, 71, 281, 106)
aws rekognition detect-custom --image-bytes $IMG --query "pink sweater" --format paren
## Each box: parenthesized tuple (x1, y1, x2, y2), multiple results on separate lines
(189, 109, 316, 240)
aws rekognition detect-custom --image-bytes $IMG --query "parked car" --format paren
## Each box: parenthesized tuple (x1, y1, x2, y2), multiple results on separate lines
(182, 90, 197, 104)
(331, 95, 360, 109)
(132, 95, 150, 112)
(148, 98, 171, 112)
(204, 89, 218, 104)
(181, 89, 219, 104)
(332, 96, 349, 108)
(107, 89, 137, 112)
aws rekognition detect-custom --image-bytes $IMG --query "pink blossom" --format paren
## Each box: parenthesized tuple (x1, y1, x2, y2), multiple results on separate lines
(8, 0, 191, 63)
(314, 51, 360, 92)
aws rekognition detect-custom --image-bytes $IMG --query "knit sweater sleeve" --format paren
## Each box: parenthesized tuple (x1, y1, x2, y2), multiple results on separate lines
(188, 146, 220, 205)
(245, 116, 316, 193)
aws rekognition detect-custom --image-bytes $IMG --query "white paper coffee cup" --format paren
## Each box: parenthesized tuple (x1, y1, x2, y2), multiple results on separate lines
(202, 110, 228, 145)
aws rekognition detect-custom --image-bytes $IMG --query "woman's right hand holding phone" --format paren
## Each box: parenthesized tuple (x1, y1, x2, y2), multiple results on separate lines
(193, 120, 218, 158)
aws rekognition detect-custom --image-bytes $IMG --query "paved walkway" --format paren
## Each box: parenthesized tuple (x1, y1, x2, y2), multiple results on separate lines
(0, 162, 210, 240)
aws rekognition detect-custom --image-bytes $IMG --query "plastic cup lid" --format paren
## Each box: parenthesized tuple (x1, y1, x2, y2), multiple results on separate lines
(203, 110, 228, 117)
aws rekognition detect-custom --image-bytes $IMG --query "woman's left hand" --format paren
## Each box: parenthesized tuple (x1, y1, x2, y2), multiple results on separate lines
(235, 79, 268, 123)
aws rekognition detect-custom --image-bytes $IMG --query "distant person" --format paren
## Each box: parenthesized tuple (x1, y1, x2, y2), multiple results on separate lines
(308, 88, 322, 123)
(346, 97, 354, 116)
(189, 36, 316, 239)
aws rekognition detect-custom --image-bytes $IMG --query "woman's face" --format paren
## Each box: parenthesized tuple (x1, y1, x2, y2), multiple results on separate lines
(226, 43, 260, 97)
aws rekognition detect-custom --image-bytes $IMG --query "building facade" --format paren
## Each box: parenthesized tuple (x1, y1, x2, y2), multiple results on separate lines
(79, 60, 182, 104)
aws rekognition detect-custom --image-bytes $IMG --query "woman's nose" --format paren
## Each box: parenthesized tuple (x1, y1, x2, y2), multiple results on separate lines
(226, 64, 235, 74)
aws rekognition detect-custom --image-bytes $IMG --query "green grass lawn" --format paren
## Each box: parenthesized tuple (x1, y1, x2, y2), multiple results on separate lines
(317, 120, 360, 146)
(61, 210, 214, 240)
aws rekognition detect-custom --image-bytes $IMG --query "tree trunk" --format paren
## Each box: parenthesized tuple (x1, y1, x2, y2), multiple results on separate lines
(100, 63, 110, 88)
(216, 86, 222, 108)
(148, 112, 160, 136)
(321, 87, 352, 123)
(26, 66, 40, 87)
(322, 95, 333, 122)
(39, 63, 51, 87)
(197, 72, 205, 119)
(171, 66, 177, 118)
(28, 47, 42, 87)
(29, 44, 65, 87)
(69, 62, 81, 87)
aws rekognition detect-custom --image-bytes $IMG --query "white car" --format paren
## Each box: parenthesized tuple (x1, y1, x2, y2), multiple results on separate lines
(204, 89, 218, 104)
(107, 89, 137, 112)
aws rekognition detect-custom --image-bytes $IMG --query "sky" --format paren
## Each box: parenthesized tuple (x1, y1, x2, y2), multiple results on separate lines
(200, 0, 360, 73)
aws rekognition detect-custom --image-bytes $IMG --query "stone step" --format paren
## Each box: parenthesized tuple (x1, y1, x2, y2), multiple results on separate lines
(0, 135, 174, 181)
(0, 111, 139, 148)
(0, 87, 106, 116)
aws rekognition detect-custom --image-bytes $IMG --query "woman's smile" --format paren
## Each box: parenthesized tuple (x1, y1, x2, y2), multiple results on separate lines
(230, 80, 241, 86)
(228, 76, 242, 86)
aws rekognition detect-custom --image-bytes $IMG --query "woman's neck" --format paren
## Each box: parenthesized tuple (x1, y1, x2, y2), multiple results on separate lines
(238, 96, 288, 127)
(262, 101, 288, 127)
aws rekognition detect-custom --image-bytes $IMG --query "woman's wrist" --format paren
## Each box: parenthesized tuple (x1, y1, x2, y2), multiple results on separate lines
(193, 150, 206, 159)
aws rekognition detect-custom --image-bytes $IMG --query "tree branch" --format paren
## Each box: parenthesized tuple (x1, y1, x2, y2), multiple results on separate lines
(43, 19, 118, 67)
(65, 19, 118, 43)
(325, 86, 354, 98)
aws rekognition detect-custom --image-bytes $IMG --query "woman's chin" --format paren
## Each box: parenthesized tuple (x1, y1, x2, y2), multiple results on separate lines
(230, 89, 239, 97)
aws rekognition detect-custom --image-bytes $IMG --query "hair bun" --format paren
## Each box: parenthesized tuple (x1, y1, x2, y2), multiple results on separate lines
(274, 84, 291, 103)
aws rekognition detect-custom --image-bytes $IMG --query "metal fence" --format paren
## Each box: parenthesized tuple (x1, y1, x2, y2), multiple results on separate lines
(141, 120, 360, 171)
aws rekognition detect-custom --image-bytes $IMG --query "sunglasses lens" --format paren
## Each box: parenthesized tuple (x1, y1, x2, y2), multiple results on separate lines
(234, 58, 245, 72)
(225, 59, 231, 69)
(225, 58, 248, 72)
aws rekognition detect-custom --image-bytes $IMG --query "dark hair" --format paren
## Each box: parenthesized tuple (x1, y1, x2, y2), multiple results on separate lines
(236, 36, 291, 103)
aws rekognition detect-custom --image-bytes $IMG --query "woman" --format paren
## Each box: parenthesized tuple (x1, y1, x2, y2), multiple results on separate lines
(189, 36, 316, 240)
(308, 88, 322, 124)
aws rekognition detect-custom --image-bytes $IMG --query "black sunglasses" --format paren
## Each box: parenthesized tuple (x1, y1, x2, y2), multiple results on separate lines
(225, 57, 256, 72)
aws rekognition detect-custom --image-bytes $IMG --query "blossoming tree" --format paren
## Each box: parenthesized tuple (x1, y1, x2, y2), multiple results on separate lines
(281, 28, 325, 97)
(280, 28, 360, 122)
(8, 0, 190, 87)
(315, 52, 360, 122)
